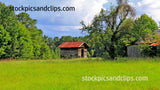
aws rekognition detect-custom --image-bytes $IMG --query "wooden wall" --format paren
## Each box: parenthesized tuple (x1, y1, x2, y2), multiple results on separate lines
(127, 45, 141, 57)
(60, 48, 78, 58)
(84, 49, 87, 58)
(60, 48, 88, 58)
(78, 49, 81, 57)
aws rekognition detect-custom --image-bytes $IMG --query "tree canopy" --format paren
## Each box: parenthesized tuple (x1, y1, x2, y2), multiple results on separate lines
(81, 0, 136, 59)
(80, 0, 158, 59)
(0, 1, 159, 60)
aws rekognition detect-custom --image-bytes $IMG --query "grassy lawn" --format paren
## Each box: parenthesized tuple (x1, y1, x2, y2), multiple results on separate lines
(0, 58, 160, 90)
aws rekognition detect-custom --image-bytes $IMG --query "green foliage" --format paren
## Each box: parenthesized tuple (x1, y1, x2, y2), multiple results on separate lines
(59, 36, 73, 44)
(0, 2, 55, 59)
(87, 51, 91, 57)
(156, 46, 160, 57)
(0, 25, 10, 57)
(90, 49, 95, 57)
(0, 2, 19, 58)
(33, 44, 41, 59)
(138, 44, 156, 57)
(134, 14, 158, 57)
(102, 52, 110, 59)
(53, 37, 60, 46)
(81, 1, 136, 59)
(52, 48, 60, 59)
(138, 44, 150, 56)
(133, 14, 158, 40)
(0, 1, 159, 60)
(17, 12, 54, 59)
(119, 18, 135, 45)
(40, 43, 52, 59)
(43, 35, 56, 50)
(17, 12, 37, 28)
(16, 22, 33, 59)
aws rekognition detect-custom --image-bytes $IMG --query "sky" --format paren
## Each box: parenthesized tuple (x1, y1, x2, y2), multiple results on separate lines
(1, 0, 160, 38)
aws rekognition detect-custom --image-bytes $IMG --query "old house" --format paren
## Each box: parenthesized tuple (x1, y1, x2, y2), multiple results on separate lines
(58, 42, 89, 58)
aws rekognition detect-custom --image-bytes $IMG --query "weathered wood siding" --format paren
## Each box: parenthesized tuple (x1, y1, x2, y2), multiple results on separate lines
(60, 48, 88, 58)
(127, 45, 141, 57)
(78, 49, 81, 57)
(84, 49, 87, 58)
(60, 48, 78, 58)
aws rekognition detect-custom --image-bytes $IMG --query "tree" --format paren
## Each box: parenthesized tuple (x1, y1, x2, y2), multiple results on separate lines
(53, 37, 60, 47)
(81, 0, 135, 59)
(133, 14, 158, 57)
(60, 36, 73, 43)
(17, 12, 37, 28)
(0, 2, 21, 58)
(40, 43, 52, 59)
(17, 12, 43, 44)
(0, 25, 11, 58)
(133, 14, 158, 40)
(43, 35, 56, 50)
(16, 22, 33, 59)
(17, 12, 53, 59)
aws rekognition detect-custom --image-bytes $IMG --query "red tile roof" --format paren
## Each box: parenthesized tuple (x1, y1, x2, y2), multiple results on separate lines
(58, 42, 89, 48)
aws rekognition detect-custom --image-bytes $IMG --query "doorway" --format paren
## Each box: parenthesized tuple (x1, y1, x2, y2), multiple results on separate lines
(81, 49, 84, 57)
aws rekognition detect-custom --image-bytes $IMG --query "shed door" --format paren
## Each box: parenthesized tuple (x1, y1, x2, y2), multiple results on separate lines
(81, 49, 84, 57)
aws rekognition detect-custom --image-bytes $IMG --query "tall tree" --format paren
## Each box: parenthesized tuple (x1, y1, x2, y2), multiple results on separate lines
(17, 12, 43, 44)
(16, 22, 33, 59)
(0, 2, 20, 58)
(81, 0, 135, 59)
(17, 12, 52, 59)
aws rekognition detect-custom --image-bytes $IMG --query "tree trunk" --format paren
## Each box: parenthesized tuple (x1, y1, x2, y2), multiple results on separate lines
(109, 43, 115, 60)
(109, 35, 116, 60)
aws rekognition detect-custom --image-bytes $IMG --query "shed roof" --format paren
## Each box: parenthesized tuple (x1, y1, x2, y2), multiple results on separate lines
(151, 42, 160, 46)
(58, 42, 89, 48)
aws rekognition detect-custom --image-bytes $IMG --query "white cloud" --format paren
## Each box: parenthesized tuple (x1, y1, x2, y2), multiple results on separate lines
(137, 0, 160, 23)
(137, 2, 142, 7)
(37, 24, 81, 32)
(128, 2, 136, 7)
(2, 0, 108, 25)
(69, 0, 108, 24)
(54, 25, 82, 32)
(37, 24, 83, 37)
(40, 0, 108, 26)
(1, 0, 108, 37)
(35, 0, 108, 33)
(15, 0, 108, 27)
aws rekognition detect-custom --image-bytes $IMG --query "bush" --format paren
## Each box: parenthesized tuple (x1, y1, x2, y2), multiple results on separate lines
(138, 44, 156, 57)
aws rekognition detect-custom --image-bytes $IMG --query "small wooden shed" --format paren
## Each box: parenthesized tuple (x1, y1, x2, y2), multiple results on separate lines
(127, 45, 141, 57)
(58, 42, 89, 58)
(127, 37, 159, 57)
(127, 28, 160, 57)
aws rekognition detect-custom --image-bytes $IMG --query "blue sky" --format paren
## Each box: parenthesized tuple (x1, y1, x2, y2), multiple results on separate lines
(1, 0, 160, 38)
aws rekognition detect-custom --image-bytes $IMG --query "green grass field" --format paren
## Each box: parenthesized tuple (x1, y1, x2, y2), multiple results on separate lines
(0, 58, 160, 90)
